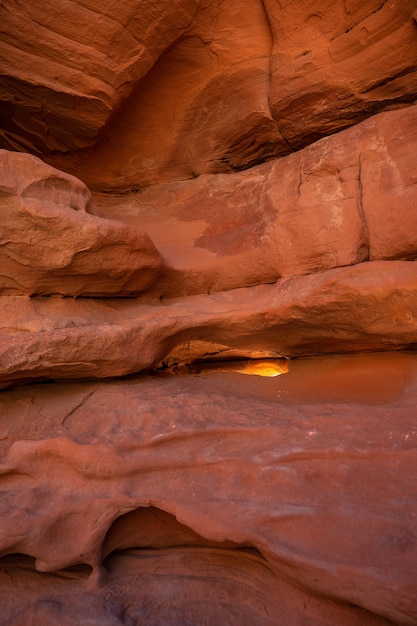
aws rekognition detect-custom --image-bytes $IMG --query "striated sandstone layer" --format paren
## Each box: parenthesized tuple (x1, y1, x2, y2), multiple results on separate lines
(0, 260, 417, 387)
(266, 0, 417, 148)
(0, 550, 395, 626)
(93, 104, 417, 296)
(0, 353, 416, 624)
(1, 1, 417, 624)
(3, 103, 416, 301)
(0, 0, 201, 153)
(1, 1, 417, 189)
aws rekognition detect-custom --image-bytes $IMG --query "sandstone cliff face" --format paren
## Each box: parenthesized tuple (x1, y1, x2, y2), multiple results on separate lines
(0, 2, 417, 625)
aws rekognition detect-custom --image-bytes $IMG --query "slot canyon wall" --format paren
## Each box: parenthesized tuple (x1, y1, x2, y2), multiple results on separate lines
(0, 1, 417, 624)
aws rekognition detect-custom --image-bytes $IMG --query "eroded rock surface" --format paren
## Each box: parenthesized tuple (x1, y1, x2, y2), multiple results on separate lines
(0, 260, 416, 387)
(93, 105, 417, 296)
(0, 1, 416, 624)
(0, 551, 393, 626)
(0, 0, 201, 153)
(0, 150, 163, 296)
(2, 1, 417, 188)
(0, 353, 416, 624)
(267, 0, 417, 149)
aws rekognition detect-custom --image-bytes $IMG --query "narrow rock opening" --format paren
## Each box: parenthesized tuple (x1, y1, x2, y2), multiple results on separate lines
(152, 340, 290, 377)
(0, 554, 93, 579)
(101, 506, 265, 562)
(153, 358, 289, 377)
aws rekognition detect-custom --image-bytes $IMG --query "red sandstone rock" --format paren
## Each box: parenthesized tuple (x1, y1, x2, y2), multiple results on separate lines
(2, 2, 417, 188)
(0, 150, 164, 296)
(0, 550, 393, 626)
(39, 1, 417, 190)
(1, 3, 417, 624)
(0, 352, 416, 624)
(46, 0, 283, 189)
(0, 0, 200, 153)
(92, 105, 417, 297)
(267, 0, 417, 149)
(0, 261, 416, 386)
(2, 104, 416, 300)
(101, 507, 240, 556)
(360, 108, 417, 260)
(0, 550, 395, 626)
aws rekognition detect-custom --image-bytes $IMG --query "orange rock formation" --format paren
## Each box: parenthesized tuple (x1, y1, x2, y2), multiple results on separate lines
(0, 1, 416, 624)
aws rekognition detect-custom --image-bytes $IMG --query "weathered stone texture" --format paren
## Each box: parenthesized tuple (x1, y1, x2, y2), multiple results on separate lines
(0, 150, 163, 296)
(0, 354, 416, 624)
(0, 1, 417, 624)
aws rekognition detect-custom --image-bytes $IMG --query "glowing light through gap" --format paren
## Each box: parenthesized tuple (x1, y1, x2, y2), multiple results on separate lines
(232, 360, 289, 377)
(154, 357, 290, 377)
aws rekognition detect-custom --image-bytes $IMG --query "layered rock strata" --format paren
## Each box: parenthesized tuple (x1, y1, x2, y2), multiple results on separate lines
(0, 260, 417, 387)
(2, 1, 417, 188)
(0, 1, 417, 624)
(92, 104, 417, 296)
(1, 353, 416, 624)
(2, 103, 417, 300)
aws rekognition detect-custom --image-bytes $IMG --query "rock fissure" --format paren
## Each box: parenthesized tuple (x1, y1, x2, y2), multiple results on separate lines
(356, 153, 370, 262)
(360, 64, 417, 95)
(61, 389, 97, 428)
